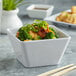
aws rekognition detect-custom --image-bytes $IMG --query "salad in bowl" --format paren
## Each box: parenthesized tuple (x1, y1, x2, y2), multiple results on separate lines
(7, 20, 71, 67)
(16, 20, 59, 41)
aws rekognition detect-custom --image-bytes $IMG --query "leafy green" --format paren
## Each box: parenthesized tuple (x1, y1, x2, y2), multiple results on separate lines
(3, 0, 28, 11)
(33, 35, 41, 40)
(25, 24, 39, 32)
(18, 24, 40, 41)
(18, 26, 32, 41)
(33, 20, 48, 30)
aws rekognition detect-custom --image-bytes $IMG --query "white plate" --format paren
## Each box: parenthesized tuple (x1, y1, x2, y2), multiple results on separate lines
(44, 9, 76, 28)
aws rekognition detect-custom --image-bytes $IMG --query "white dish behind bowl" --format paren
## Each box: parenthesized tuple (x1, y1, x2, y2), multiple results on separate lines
(44, 10, 76, 28)
(7, 25, 71, 67)
(26, 4, 54, 19)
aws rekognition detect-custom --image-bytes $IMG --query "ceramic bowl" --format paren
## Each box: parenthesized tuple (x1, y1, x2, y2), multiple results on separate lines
(26, 4, 54, 19)
(7, 25, 71, 67)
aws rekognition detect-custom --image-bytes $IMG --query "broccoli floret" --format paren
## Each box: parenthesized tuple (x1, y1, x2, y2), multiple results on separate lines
(49, 27, 59, 38)
(44, 32, 56, 39)
(18, 26, 32, 41)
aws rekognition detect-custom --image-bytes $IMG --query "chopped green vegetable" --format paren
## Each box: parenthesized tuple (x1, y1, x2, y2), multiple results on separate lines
(16, 20, 59, 41)
(18, 26, 32, 41)
(49, 27, 59, 38)
(33, 19, 48, 30)
(44, 32, 56, 39)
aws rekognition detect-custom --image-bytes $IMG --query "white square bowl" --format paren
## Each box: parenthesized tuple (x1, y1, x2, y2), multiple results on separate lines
(7, 25, 71, 67)
(26, 4, 54, 19)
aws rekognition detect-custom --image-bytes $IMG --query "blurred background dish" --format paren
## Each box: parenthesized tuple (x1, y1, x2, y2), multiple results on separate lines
(26, 4, 54, 19)
(44, 9, 76, 28)
(56, 6, 76, 24)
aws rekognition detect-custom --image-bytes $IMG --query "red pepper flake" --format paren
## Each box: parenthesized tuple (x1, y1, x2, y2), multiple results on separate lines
(16, 32, 19, 37)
